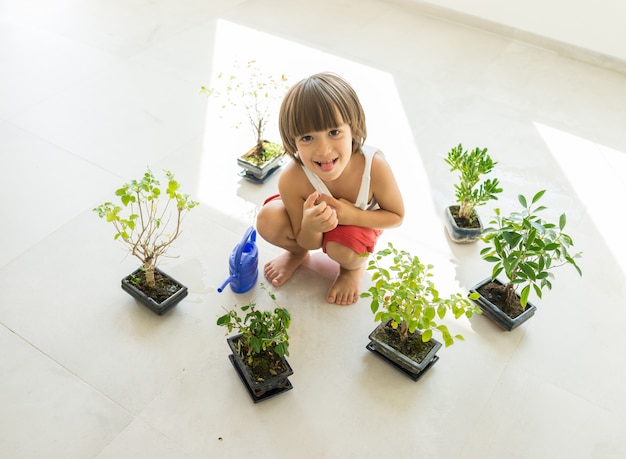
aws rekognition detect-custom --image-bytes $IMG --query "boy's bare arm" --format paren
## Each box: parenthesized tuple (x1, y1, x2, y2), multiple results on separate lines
(278, 164, 331, 250)
(298, 192, 339, 248)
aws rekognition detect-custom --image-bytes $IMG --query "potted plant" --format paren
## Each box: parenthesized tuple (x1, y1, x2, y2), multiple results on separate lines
(217, 283, 293, 402)
(443, 143, 503, 243)
(471, 190, 583, 330)
(361, 243, 481, 380)
(201, 60, 289, 183)
(93, 169, 198, 315)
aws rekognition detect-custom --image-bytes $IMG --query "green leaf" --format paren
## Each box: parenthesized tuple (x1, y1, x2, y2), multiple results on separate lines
(502, 231, 522, 247)
(559, 213, 566, 231)
(519, 263, 536, 281)
(421, 329, 432, 342)
(249, 337, 261, 354)
(520, 285, 530, 308)
(216, 314, 230, 326)
(370, 299, 379, 314)
(274, 342, 287, 357)
(531, 190, 546, 204)
(526, 229, 536, 247)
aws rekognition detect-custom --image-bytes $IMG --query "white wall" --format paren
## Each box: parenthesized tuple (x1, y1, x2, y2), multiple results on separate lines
(405, 0, 626, 69)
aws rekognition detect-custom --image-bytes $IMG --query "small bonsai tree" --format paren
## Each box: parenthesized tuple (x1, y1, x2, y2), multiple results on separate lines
(480, 190, 582, 313)
(217, 284, 290, 379)
(93, 169, 198, 287)
(445, 143, 503, 225)
(361, 243, 481, 349)
(201, 60, 289, 162)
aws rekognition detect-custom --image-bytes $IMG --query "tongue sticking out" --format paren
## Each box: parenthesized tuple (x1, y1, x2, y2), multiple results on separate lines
(319, 160, 335, 172)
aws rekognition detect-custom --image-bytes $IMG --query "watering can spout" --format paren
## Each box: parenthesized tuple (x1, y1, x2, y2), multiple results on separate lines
(217, 276, 235, 293)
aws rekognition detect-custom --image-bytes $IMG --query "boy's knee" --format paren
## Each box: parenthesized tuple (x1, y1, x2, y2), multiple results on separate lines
(256, 206, 273, 238)
(256, 203, 290, 242)
(325, 241, 364, 269)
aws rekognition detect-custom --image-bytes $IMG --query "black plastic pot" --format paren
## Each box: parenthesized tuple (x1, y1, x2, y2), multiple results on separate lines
(227, 334, 293, 403)
(443, 205, 483, 243)
(469, 277, 537, 331)
(367, 321, 441, 381)
(121, 267, 188, 315)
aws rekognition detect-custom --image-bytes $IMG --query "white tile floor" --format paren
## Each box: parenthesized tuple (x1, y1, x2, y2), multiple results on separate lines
(2, 1, 626, 458)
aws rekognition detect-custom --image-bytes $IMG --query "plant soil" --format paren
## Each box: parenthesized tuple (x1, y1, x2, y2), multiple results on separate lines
(373, 323, 436, 365)
(235, 338, 289, 383)
(450, 205, 480, 228)
(241, 140, 282, 166)
(476, 281, 526, 318)
(124, 270, 183, 304)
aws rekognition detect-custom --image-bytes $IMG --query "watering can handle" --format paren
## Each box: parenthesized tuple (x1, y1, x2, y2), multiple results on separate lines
(234, 226, 256, 269)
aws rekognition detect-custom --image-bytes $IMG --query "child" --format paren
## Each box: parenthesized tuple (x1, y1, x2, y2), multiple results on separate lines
(256, 72, 404, 305)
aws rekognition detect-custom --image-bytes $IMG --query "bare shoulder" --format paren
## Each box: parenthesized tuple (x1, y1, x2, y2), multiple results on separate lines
(370, 150, 404, 216)
(278, 160, 311, 198)
(370, 150, 396, 180)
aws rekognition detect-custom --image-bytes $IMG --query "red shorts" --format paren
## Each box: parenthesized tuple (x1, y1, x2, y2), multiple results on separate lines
(322, 224, 382, 255)
(263, 194, 382, 255)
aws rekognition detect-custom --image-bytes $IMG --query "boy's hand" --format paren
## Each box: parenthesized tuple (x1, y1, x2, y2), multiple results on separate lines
(302, 191, 338, 232)
(317, 195, 355, 225)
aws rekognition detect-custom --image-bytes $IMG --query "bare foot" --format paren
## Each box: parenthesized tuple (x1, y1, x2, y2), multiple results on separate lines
(264, 251, 309, 287)
(326, 265, 365, 305)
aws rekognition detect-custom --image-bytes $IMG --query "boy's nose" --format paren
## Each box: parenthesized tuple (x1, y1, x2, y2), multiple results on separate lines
(318, 137, 332, 154)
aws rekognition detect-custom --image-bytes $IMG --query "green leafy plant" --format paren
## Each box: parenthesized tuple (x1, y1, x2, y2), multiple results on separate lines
(217, 283, 291, 365)
(445, 143, 502, 224)
(480, 190, 582, 312)
(201, 59, 289, 160)
(93, 169, 198, 287)
(361, 243, 481, 349)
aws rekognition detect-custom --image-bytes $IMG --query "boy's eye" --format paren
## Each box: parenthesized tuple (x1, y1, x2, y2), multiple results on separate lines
(300, 135, 313, 142)
(329, 129, 341, 136)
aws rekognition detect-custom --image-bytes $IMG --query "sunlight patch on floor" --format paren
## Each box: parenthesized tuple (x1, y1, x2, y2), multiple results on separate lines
(196, 19, 420, 218)
(535, 122, 626, 275)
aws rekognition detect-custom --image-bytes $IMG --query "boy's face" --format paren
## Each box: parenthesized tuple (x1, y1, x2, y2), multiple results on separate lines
(295, 118, 353, 183)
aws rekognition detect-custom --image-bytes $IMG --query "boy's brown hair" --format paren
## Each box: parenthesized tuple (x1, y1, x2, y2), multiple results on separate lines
(278, 72, 367, 164)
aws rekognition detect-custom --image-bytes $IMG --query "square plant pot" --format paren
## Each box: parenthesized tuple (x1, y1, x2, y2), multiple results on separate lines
(227, 334, 293, 403)
(443, 205, 483, 243)
(367, 320, 441, 381)
(469, 277, 537, 331)
(121, 267, 188, 315)
(237, 142, 285, 182)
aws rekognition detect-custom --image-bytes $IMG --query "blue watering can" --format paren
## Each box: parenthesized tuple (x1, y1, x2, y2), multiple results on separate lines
(217, 226, 258, 294)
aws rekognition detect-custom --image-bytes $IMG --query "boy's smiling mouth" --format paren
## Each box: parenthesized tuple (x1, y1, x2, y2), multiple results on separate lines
(315, 158, 338, 172)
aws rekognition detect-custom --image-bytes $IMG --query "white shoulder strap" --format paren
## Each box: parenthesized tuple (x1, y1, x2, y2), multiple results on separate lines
(301, 164, 332, 196)
(355, 145, 380, 210)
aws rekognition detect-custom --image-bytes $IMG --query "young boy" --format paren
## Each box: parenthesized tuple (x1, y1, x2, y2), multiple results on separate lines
(256, 72, 404, 305)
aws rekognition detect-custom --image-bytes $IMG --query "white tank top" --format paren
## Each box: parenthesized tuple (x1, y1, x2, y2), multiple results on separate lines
(300, 145, 380, 211)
